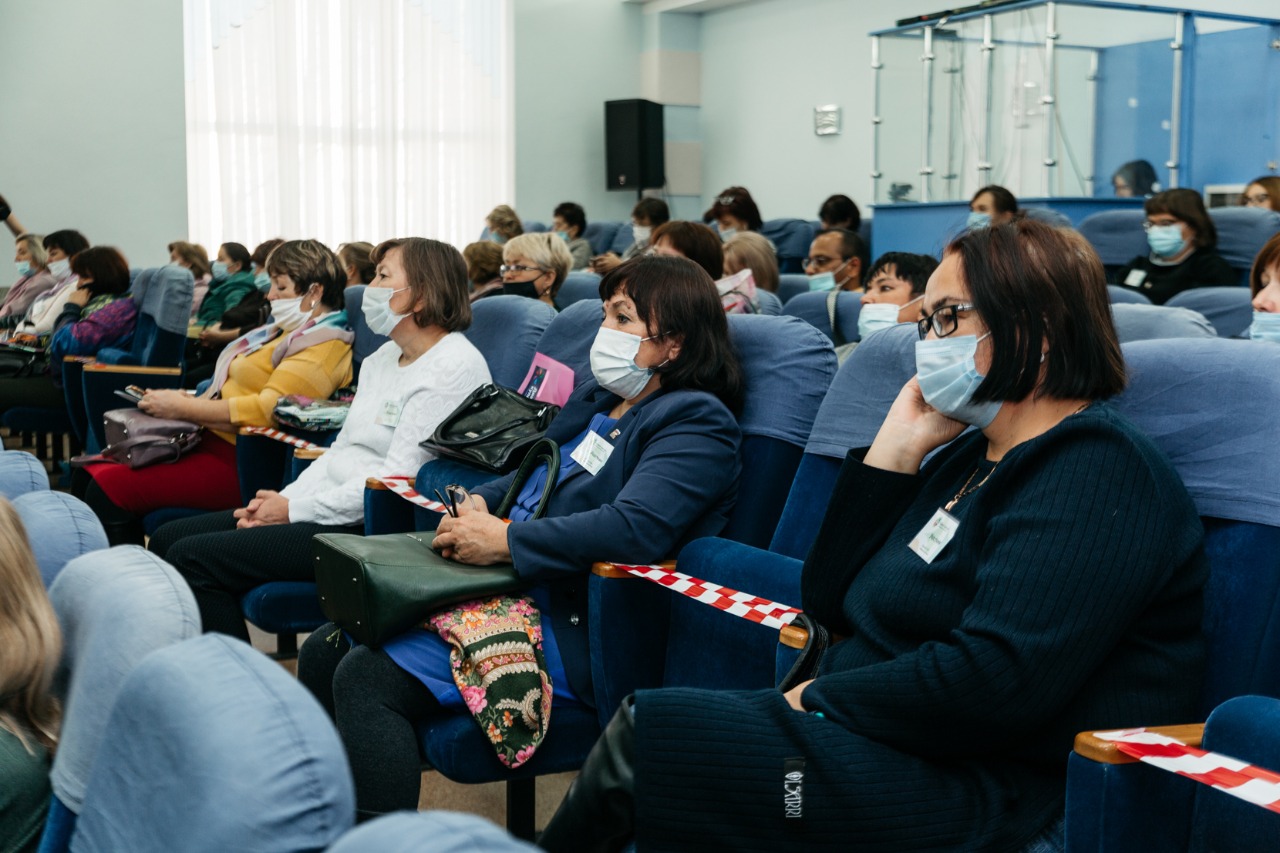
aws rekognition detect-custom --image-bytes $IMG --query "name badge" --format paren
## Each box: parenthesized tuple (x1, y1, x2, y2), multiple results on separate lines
(376, 399, 402, 427)
(1124, 269, 1147, 288)
(908, 508, 959, 564)
(570, 430, 614, 476)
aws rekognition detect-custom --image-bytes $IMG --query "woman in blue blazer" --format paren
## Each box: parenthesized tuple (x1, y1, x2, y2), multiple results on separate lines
(298, 255, 745, 817)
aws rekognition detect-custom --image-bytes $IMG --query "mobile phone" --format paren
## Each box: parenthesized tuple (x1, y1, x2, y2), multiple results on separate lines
(114, 386, 145, 403)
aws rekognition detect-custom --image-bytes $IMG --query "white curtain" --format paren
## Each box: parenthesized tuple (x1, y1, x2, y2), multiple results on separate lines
(183, 0, 513, 252)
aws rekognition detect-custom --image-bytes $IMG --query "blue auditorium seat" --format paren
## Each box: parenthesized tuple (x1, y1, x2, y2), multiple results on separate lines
(583, 221, 621, 256)
(782, 289, 861, 344)
(1078, 210, 1147, 274)
(463, 295, 557, 388)
(328, 811, 538, 852)
(777, 273, 811, 305)
(755, 288, 782, 315)
(1106, 284, 1152, 305)
(759, 218, 815, 274)
(14, 491, 106, 588)
(554, 271, 602, 309)
(1110, 303, 1216, 342)
(0, 449, 48, 499)
(1165, 286, 1255, 337)
(1208, 206, 1280, 285)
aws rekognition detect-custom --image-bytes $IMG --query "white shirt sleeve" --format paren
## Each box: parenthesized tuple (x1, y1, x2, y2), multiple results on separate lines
(25, 281, 77, 334)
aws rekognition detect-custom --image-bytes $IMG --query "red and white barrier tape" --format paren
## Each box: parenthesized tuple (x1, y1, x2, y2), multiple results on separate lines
(1094, 728, 1280, 813)
(609, 563, 801, 631)
(375, 477, 450, 514)
(241, 426, 321, 451)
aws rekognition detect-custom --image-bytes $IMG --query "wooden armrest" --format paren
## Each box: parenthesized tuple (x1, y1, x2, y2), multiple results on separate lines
(85, 363, 182, 376)
(365, 477, 415, 490)
(779, 624, 809, 649)
(1073, 723, 1204, 765)
(293, 447, 326, 461)
(591, 560, 677, 579)
(65, 355, 95, 364)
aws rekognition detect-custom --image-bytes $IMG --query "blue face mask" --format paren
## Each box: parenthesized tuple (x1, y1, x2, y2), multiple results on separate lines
(967, 211, 991, 231)
(719, 227, 738, 242)
(808, 272, 836, 292)
(255, 271, 270, 290)
(1147, 224, 1186, 258)
(555, 230, 570, 243)
(15, 261, 31, 278)
(211, 261, 229, 280)
(1249, 311, 1280, 343)
(915, 333, 1002, 428)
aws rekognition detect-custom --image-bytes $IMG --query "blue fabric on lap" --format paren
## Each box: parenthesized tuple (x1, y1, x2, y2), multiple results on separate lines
(509, 415, 615, 522)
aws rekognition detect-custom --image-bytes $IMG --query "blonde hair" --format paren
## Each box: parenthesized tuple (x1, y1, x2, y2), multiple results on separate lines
(0, 499, 62, 753)
(338, 241, 377, 284)
(168, 240, 212, 278)
(486, 205, 524, 242)
(723, 231, 780, 293)
(15, 234, 49, 271)
(503, 232, 574, 297)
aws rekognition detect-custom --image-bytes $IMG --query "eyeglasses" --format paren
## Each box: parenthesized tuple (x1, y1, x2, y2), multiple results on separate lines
(803, 255, 844, 268)
(917, 303, 977, 340)
(1245, 193, 1270, 205)
(499, 264, 545, 275)
(1142, 219, 1181, 231)
(715, 195, 739, 206)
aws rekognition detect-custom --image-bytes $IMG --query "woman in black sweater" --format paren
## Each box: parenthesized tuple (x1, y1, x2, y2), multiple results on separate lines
(539, 219, 1208, 852)
(1112, 188, 1236, 304)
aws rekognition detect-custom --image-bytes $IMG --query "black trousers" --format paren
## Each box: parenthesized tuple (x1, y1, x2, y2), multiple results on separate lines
(149, 510, 360, 641)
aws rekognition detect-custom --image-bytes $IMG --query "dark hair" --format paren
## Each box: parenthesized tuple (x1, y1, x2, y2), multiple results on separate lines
(864, 252, 938, 294)
(947, 219, 1125, 403)
(1113, 160, 1159, 196)
(338, 242, 377, 284)
(553, 202, 587, 237)
(704, 186, 763, 231)
(633, 197, 670, 227)
(220, 242, 252, 275)
(1250, 233, 1280, 297)
(818, 194, 861, 232)
(251, 238, 285, 269)
(69, 246, 130, 297)
(372, 238, 471, 332)
(43, 230, 89, 258)
(264, 239, 347, 310)
(649, 221, 724, 279)
(463, 241, 504, 286)
(1145, 188, 1216, 249)
(598, 255, 744, 412)
(971, 185, 1018, 215)
(816, 228, 869, 276)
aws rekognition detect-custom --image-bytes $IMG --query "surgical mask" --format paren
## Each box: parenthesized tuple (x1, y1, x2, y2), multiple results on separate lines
(590, 326, 663, 400)
(719, 228, 738, 242)
(632, 225, 651, 244)
(269, 296, 308, 331)
(808, 257, 853, 293)
(211, 261, 229, 279)
(49, 259, 72, 282)
(967, 211, 991, 230)
(915, 333, 1002, 428)
(362, 285, 411, 336)
(1147, 224, 1185, 258)
(1249, 311, 1280, 343)
(255, 271, 271, 290)
(502, 280, 542, 300)
(555, 230, 570, 243)
(857, 302, 901, 339)
(15, 261, 31, 278)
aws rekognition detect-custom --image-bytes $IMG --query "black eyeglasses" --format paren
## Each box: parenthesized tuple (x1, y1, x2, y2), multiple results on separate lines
(1142, 219, 1181, 232)
(917, 303, 976, 340)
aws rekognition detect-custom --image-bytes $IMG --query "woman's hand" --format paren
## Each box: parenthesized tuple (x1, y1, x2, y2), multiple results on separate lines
(66, 287, 92, 308)
(590, 253, 622, 274)
(863, 377, 968, 475)
(432, 496, 509, 564)
(783, 679, 813, 712)
(198, 325, 238, 346)
(234, 490, 290, 529)
(138, 389, 191, 420)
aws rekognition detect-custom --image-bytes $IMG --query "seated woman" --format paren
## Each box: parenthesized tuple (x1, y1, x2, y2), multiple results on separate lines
(968, 184, 1018, 229)
(1112, 188, 1237, 305)
(0, 498, 62, 853)
(649, 221, 723, 280)
(296, 255, 745, 818)
(148, 238, 491, 642)
(704, 186, 763, 240)
(538, 219, 1208, 853)
(186, 241, 259, 378)
(463, 240, 504, 302)
(483, 205, 523, 245)
(77, 239, 356, 545)
(857, 251, 939, 339)
(13, 230, 92, 336)
(818, 193, 861, 233)
(723, 231, 779, 294)
(1240, 176, 1280, 213)
(338, 241, 377, 285)
(1112, 160, 1159, 198)
(591, 198, 670, 274)
(552, 202, 592, 270)
(1249, 233, 1280, 341)
(251, 238, 284, 290)
(498, 232, 573, 307)
(169, 240, 213, 317)
(3, 234, 57, 325)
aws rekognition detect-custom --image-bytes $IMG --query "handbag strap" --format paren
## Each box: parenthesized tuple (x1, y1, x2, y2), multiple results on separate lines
(494, 437, 560, 520)
(826, 288, 847, 348)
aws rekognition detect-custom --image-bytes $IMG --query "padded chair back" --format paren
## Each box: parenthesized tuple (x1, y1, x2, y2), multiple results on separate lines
(464, 295, 557, 388)
(48, 547, 200, 819)
(583, 221, 621, 256)
(782, 290, 861, 344)
(328, 811, 538, 852)
(608, 223, 635, 255)
(1164, 286, 1255, 338)
(523, 220, 548, 233)
(533, 298, 603, 391)
(1079, 210, 1148, 269)
(756, 288, 782, 316)
(1188, 696, 1280, 851)
(1111, 303, 1216, 343)
(1107, 285, 1152, 305)
(0, 449, 48, 499)
(72, 634, 354, 852)
(344, 284, 390, 380)
(97, 265, 194, 367)
(1022, 206, 1073, 229)
(777, 273, 811, 305)
(554, 271, 602, 309)
(14, 491, 106, 588)
(759, 219, 815, 274)
(1208, 206, 1280, 284)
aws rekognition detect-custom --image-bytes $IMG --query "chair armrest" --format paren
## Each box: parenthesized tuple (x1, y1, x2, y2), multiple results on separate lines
(1073, 724, 1204, 765)
(365, 477, 415, 490)
(779, 624, 808, 649)
(65, 355, 96, 364)
(293, 447, 326, 461)
(590, 560, 676, 578)
(85, 364, 182, 376)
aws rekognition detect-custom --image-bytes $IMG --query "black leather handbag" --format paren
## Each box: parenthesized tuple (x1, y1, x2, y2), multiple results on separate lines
(419, 383, 559, 473)
(312, 438, 559, 646)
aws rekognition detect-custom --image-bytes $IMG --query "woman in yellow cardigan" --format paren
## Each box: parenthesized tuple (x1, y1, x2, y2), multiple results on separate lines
(76, 240, 354, 545)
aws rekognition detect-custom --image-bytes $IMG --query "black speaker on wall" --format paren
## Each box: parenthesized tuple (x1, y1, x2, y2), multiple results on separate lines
(605, 99, 664, 193)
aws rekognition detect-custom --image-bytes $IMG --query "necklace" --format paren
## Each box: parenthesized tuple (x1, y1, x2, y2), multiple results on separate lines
(944, 463, 999, 512)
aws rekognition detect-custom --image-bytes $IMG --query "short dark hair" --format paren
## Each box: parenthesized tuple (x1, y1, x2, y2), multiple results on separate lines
(220, 242, 252, 274)
(817, 228, 869, 275)
(704, 186, 763, 231)
(265, 239, 347, 310)
(947, 219, 1125, 403)
(1145, 188, 1217, 249)
(972, 185, 1018, 215)
(553, 202, 587, 237)
(70, 246, 130, 297)
(372, 238, 471, 333)
(633, 197, 670, 227)
(1251, 233, 1280, 297)
(251, 238, 285, 269)
(649, 221, 724, 279)
(818, 194, 861, 232)
(43, 230, 89, 258)
(1113, 160, 1159, 196)
(864, 252, 938, 294)
(599, 255, 744, 413)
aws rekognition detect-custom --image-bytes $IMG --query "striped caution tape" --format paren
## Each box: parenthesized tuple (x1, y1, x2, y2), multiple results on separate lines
(240, 426, 322, 451)
(609, 563, 801, 631)
(1094, 728, 1280, 813)
(375, 477, 451, 514)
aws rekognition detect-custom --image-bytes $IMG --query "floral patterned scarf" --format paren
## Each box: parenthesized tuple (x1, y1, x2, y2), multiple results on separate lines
(427, 594, 552, 768)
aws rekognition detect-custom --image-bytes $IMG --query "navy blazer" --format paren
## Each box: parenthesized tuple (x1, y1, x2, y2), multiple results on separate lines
(472, 380, 742, 706)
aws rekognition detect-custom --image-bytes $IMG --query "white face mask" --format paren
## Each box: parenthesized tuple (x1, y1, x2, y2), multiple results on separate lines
(49, 259, 72, 282)
(719, 227, 737, 242)
(269, 295, 308, 331)
(363, 285, 411, 336)
(857, 302, 901, 339)
(632, 225, 651, 244)
(590, 325, 664, 400)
